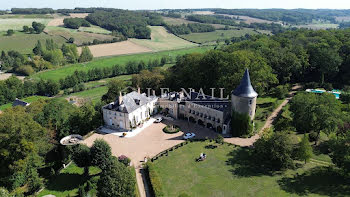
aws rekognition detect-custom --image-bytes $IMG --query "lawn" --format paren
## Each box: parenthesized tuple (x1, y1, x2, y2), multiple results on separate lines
(0, 96, 49, 111)
(179, 29, 259, 43)
(151, 141, 349, 197)
(254, 96, 284, 132)
(38, 163, 101, 197)
(0, 31, 67, 54)
(130, 26, 198, 51)
(0, 18, 52, 31)
(32, 46, 212, 81)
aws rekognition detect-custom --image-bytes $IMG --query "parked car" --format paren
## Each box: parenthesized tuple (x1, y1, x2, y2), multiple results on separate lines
(155, 117, 162, 123)
(183, 133, 196, 139)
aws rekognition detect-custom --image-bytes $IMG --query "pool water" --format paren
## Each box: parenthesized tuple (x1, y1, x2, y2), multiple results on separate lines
(309, 89, 341, 99)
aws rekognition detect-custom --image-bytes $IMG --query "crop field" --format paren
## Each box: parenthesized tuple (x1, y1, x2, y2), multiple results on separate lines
(162, 16, 226, 29)
(79, 41, 152, 58)
(0, 18, 52, 31)
(0, 14, 54, 19)
(130, 26, 197, 51)
(32, 46, 212, 81)
(45, 26, 115, 45)
(180, 28, 258, 43)
(295, 23, 339, 30)
(0, 31, 67, 53)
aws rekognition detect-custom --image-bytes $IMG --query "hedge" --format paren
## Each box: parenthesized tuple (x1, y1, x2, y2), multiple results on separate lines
(146, 162, 164, 197)
(162, 125, 180, 134)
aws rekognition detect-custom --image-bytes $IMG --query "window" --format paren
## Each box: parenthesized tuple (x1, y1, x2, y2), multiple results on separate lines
(249, 100, 252, 105)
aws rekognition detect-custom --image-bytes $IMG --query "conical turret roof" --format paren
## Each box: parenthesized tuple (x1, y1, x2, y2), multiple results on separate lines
(232, 69, 258, 98)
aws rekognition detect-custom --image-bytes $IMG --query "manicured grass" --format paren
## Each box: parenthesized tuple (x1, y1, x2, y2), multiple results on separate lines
(0, 96, 49, 111)
(130, 26, 198, 51)
(0, 18, 52, 31)
(151, 141, 347, 197)
(180, 28, 259, 43)
(254, 96, 284, 132)
(32, 46, 212, 81)
(0, 31, 67, 53)
(38, 163, 101, 197)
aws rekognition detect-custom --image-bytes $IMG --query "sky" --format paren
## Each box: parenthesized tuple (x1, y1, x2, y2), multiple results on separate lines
(2, 0, 350, 10)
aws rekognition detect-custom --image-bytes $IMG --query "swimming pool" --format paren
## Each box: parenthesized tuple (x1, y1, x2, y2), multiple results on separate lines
(307, 89, 341, 99)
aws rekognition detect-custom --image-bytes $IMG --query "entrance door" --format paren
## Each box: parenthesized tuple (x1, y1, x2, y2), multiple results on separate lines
(109, 118, 113, 126)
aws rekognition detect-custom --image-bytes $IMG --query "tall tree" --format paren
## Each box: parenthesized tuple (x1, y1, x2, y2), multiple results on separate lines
(297, 134, 313, 164)
(79, 46, 93, 63)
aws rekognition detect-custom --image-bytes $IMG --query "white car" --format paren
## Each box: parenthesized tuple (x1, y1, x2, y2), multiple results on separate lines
(155, 117, 162, 123)
(183, 133, 196, 139)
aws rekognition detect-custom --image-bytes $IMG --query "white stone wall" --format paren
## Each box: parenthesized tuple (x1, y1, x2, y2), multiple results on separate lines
(231, 95, 257, 120)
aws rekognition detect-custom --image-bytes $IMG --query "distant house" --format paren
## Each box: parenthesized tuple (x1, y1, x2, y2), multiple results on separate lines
(12, 98, 30, 107)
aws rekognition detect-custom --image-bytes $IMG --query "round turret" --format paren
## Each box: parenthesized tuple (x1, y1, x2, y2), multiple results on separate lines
(231, 69, 258, 120)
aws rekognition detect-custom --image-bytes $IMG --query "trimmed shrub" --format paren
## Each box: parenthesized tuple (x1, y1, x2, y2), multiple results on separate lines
(118, 155, 131, 166)
(162, 125, 180, 134)
(147, 162, 164, 197)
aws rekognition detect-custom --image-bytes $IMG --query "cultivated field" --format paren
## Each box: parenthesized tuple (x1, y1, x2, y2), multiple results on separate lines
(162, 16, 227, 29)
(130, 26, 197, 51)
(180, 28, 258, 43)
(295, 23, 339, 30)
(0, 31, 67, 53)
(152, 141, 341, 197)
(32, 46, 212, 81)
(78, 40, 152, 57)
(0, 18, 51, 31)
(45, 26, 115, 45)
(190, 11, 276, 24)
(46, 13, 89, 27)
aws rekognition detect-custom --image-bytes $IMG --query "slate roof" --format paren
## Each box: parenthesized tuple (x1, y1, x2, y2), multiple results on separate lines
(12, 99, 29, 107)
(106, 91, 156, 113)
(186, 92, 229, 112)
(232, 68, 258, 98)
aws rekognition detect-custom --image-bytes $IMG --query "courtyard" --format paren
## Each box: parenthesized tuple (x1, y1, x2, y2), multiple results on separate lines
(83, 119, 218, 166)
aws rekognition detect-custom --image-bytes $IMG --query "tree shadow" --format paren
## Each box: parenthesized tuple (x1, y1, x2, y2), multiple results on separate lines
(45, 173, 88, 192)
(278, 166, 350, 196)
(226, 148, 273, 177)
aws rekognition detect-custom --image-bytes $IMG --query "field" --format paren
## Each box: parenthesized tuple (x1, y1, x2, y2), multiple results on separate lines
(295, 23, 339, 30)
(0, 96, 49, 111)
(180, 29, 258, 43)
(45, 26, 115, 45)
(0, 18, 51, 31)
(32, 46, 212, 81)
(0, 31, 67, 53)
(130, 26, 197, 51)
(79, 41, 152, 58)
(163, 16, 227, 29)
(151, 141, 347, 197)
(38, 163, 101, 197)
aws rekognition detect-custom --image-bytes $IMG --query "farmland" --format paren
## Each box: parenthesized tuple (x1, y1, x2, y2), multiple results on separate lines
(0, 31, 67, 53)
(179, 28, 259, 43)
(78, 41, 152, 58)
(0, 18, 51, 31)
(130, 26, 197, 51)
(33, 46, 212, 81)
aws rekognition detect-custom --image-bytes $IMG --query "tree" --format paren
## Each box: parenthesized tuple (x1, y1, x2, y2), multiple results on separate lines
(6, 29, 14, 36)
(97, 160, 136, 197)
(33, 41, 44, 56)
(290, 93, 342, 144)
(297, 134, 313, 164)
(0, 188, 9, 197)
(253, 131, 294, 170)
(23, 25, 29, 32)
(79, 46, 93, 63)
(90, 139, 113, 170)
(102, 79, 125, 103)
(329, 133, 350, 174)
(32, 21, 45, 34)
(72, 145, 91, 176)
(68, 37, 75, 43)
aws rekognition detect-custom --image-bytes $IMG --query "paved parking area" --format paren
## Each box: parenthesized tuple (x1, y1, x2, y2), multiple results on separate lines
(84, 119, 218, 167)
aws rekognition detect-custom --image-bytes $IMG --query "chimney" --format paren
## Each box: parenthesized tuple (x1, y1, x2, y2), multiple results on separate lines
(137, 87, 141, 94)
(118, 92, 123, 105)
